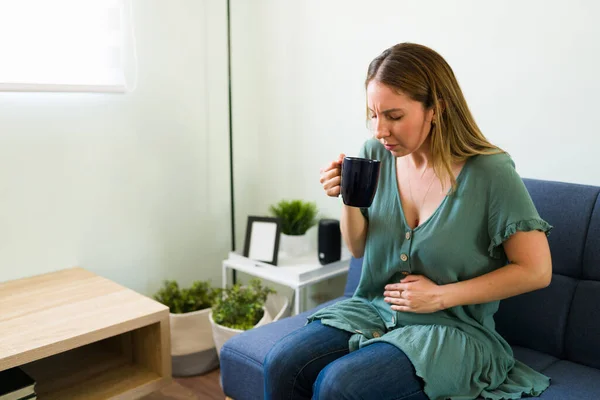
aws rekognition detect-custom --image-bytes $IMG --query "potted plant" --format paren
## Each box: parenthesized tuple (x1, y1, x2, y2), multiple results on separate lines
(209, 279, 289, 356)
(269, 199, 319, 258)
(153, 280, 221, 376)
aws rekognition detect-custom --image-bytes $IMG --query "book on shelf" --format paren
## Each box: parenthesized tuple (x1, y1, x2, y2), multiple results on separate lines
(0, 367, 36, 400)
(8, 396, 35, 400)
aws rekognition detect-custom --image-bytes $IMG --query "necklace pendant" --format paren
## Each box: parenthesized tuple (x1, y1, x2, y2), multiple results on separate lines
(415, 217, 419, 227)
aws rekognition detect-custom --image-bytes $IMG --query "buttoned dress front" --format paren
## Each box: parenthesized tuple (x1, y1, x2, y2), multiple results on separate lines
(307, 139, 553, 400)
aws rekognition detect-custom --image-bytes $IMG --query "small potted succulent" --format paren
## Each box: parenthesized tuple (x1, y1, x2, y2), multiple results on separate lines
(209, 279, 289, 356)
(269, 199, 319, 258)
(153, 280, 221, 376)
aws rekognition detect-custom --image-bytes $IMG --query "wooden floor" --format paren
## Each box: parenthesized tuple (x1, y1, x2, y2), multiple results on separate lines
(142, 368, 225, 400)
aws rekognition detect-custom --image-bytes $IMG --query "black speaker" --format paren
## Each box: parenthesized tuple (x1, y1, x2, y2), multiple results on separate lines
(318, 219, 341, 265)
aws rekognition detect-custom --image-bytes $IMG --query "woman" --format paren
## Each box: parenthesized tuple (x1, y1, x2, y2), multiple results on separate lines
(263, 42, 553, 400)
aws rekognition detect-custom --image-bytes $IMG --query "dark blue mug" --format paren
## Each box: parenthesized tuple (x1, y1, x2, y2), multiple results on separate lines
(340, 157, 381, 208)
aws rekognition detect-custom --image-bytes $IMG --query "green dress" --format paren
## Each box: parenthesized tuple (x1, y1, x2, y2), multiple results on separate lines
(307, 139, 553, 400)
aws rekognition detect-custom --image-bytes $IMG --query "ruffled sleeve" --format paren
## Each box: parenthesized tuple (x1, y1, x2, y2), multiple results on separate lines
(487, 155, 553, 259)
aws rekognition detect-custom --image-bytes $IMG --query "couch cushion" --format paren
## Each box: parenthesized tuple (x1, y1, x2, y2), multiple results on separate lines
(343, 257, 363, 296)
(538, 360, 600, 399)
(495, 274, 577, 358)
(583, 194, 600, 280)
(565, 280, 600, 369)
(220, 351, 263, 400)
(523, 179, 599, 278)
(220, 297, 348, 400)
(512, 346, 558, 372)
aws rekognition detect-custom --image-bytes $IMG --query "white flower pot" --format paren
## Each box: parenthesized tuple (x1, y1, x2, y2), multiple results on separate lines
(209, 293, 290, 357)
(169, 308, 219, 376)
(209, 307, 271, 358)
(279, 233, 311, 259)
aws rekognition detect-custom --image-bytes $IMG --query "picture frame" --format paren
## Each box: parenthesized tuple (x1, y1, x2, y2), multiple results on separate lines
(243, 216, 282, 265)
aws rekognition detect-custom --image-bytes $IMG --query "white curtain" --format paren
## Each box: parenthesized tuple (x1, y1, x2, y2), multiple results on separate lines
(0, 0, 131, 92)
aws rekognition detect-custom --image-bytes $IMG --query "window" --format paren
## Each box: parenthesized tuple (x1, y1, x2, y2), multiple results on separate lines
(0, 0, 135, 93)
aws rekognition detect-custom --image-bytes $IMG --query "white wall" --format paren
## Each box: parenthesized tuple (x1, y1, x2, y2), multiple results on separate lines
(0, 0, 231, 295)
(231, 0, 600, 250)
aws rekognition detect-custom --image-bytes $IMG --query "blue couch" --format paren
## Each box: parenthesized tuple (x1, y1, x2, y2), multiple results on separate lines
(220, 178, 600, 399)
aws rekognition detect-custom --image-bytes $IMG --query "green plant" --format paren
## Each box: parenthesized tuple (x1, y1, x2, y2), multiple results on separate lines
(212, 278, 275, 330)
(153, 280, 221, 314)
(269, 199, 318, 235)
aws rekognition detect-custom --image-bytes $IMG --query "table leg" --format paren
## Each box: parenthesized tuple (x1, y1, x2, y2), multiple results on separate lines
(294, 287, 300, 316)
(222, 264, 228, 289)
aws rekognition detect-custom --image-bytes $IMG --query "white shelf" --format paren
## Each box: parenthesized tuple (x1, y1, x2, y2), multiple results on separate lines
(226, 251, 351, 288)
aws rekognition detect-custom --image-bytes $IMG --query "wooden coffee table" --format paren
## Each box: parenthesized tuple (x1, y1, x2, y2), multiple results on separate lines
(0, 267, 171, 399)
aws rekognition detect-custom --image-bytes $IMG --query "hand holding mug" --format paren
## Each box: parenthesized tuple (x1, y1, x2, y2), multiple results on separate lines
(319, 153, 345, 197)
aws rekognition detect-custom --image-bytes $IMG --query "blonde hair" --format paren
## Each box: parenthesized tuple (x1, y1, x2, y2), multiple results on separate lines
(366, 42, 503, 192)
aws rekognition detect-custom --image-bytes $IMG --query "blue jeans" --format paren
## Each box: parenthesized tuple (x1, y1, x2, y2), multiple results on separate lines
(264, 320, 428, 400)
